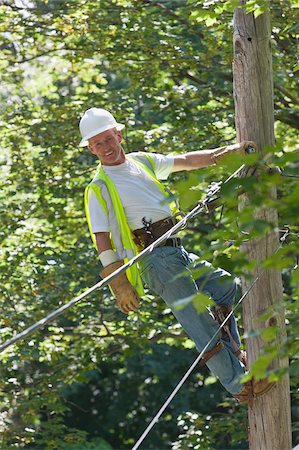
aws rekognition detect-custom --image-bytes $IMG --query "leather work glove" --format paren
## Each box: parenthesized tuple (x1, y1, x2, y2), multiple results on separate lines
(211, 140, 256, 164)
(100, 260, 140, 314)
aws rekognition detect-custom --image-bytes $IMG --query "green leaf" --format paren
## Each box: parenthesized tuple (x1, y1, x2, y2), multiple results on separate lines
(172, 292, 214, 313)
(260, 326, 278, 342)
(250, 351, 277, 380)
(192, 292, 215, 313)
(254, 8, 266, 18)
(205, 17, 218, 27)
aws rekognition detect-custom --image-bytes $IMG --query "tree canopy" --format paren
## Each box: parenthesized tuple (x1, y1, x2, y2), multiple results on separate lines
(0, 0, 298, 448)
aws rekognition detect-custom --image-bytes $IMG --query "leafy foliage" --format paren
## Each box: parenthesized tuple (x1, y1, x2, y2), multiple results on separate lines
(0, 0, 298, 448)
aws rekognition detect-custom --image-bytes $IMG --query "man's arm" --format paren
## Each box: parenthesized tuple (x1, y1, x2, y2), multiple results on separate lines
(171, 141, 255, 172)
(94, 232, 140, 313)
(172, 150, 214, 172)
(95, 231, 113, 254)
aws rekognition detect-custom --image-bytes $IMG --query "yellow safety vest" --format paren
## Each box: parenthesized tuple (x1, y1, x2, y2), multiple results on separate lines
(84, 152, 178, 297)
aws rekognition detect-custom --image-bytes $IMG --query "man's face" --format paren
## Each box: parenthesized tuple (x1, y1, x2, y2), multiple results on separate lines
(88, 128, 125, 166)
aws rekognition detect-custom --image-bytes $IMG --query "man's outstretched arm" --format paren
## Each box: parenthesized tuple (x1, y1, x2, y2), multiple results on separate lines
(171, 140, 255, 172)
(172, 149, 215, 172)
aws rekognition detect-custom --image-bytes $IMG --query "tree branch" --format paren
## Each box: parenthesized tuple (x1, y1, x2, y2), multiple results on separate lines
(275, 110, 299, 130)
(14, 46, 78, 64)
(274, 82, 299, 106)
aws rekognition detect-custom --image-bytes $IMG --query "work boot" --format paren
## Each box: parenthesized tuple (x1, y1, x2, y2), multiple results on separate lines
(234, 378, 274, 406)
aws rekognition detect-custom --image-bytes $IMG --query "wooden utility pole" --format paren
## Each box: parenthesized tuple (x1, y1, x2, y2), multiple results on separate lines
(233, 3, 292, 450)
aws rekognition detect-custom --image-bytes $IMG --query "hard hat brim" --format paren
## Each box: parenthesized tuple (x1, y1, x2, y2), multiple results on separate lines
(79, 123, 125, 147)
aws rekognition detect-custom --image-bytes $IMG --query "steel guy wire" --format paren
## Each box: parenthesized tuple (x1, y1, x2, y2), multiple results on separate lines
(131, 273, 261, 450)
(0, 165, 245, 354)
(131, 228, 290, 450)
(280, 171, 299, 179)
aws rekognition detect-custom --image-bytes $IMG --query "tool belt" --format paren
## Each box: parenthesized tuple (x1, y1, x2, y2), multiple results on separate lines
(132, 216, 181, 249)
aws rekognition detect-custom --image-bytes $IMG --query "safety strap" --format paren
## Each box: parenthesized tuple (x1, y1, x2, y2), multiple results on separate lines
(199, 341, 224, 366)
(211, 305, 246, 365)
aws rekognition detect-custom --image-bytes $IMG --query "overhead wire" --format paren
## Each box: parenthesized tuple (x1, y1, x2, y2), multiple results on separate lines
(0, 164, 245, 354)
(1, 158, 297, 354)
(1, 154, 296, 445)
(131, 227, 290, 450)
(132, 272, 262, 450)
(280, 171, 299, 179)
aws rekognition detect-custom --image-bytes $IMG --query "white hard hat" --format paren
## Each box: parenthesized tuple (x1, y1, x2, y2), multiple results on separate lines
(79, 107, 125, 146)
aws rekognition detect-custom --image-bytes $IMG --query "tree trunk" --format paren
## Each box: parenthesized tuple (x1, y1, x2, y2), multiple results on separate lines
(233, 3, 292, 450)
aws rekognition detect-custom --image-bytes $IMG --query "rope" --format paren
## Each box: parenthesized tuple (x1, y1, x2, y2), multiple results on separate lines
(131, 228, 290, 450)
(0, 165, 245, 354)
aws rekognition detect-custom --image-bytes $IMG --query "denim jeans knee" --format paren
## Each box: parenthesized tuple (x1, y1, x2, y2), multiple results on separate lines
(139, 246, 245, 394)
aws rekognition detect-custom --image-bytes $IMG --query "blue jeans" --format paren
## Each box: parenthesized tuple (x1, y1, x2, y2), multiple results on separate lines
(139, 245, 245, 395)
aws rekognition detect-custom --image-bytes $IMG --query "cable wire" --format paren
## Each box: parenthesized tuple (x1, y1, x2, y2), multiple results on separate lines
(0, 165, 245, 354)
(131, 228, 290, 450)
(131, 272, 261, 450)
(1, 149, 294, 445)
(280, 171, 299, 179)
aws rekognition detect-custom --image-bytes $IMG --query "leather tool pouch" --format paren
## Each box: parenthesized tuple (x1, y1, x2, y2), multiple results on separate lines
(132, 217, 177, 249)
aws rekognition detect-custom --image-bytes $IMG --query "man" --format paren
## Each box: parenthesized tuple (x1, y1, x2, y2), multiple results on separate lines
(79, 107, 272, 405)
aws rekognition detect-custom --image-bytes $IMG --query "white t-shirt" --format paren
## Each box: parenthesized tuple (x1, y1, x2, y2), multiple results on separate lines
(88, 153, 174, 232)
